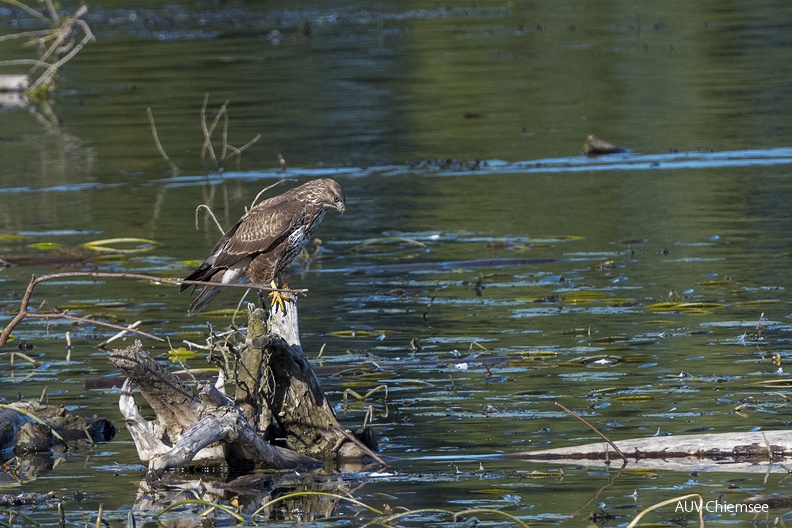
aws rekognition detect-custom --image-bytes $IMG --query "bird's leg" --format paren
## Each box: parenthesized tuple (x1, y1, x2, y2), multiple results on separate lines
(267, 279, 290, 313)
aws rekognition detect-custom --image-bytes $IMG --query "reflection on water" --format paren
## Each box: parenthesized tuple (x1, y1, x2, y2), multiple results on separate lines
(1, 1, 792, 525)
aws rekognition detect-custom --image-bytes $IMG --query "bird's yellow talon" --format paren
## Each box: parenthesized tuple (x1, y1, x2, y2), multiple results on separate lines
(268, 281, 290, 313)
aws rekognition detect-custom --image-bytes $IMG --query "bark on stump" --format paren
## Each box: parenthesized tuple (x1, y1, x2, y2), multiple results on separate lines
(242, 300, 377, 462)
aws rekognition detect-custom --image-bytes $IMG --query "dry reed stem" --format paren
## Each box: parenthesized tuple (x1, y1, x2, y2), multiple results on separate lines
(28, 6, 94, 92)
(146, 107, 180, 175)
(554, 401, 628, 466)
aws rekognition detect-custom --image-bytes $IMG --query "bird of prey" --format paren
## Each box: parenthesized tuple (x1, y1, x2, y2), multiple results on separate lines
(181, 178, 345, 315)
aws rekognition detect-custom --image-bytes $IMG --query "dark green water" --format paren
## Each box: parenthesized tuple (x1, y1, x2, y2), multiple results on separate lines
(2, 1, 792, 525)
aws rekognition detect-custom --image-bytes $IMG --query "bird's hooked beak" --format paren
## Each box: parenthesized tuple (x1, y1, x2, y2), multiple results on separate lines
(336, 202, 346, 215)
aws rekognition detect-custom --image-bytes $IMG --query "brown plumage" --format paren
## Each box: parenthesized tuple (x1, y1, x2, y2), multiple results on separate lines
(181, 178, 345, 315)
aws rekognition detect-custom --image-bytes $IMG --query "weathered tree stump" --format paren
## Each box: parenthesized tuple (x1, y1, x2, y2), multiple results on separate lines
(111, 296, 378, 474)
(249, 300, 378, 462)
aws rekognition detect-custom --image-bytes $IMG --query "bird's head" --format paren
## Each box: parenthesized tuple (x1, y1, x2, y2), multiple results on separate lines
(318, 178, 346, 215)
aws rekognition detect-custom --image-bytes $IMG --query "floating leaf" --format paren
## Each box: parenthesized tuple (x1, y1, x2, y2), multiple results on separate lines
(520, 470, 565, 479)
(648, 301, 723, 313)
(0, 234, 24, 241)
(752, 379, 792, 388)
(82, 237, 159, 254)
(562, 290, 607, 300)
(517, 350, 558, 359)
(587, 387, 620, 395)
(168, 347, 198, 361)
(735, 299, 781, 306)
(698, 280, 732, 286)
(342, 380, 382, 388)
(29, 241, 61, 250)
(623, 468, 661, 476)
(198, 308, 237, 317)
(529, 235, 584, 243)
(503, 359, 541, 367)
(648, 302, 682, 311)
(613, 395, 655, 402)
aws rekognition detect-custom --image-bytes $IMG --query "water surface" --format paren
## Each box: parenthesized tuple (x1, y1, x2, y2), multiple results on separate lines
(1, 1, 792, 525)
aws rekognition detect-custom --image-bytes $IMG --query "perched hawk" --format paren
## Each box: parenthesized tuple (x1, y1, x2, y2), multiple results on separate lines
(181, 178, 345, 315)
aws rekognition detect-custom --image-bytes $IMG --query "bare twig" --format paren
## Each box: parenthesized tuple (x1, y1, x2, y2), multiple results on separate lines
(423, 288, 438, 325)
(194, 204, 226, 235)
(198, 94, 260, 167)
(0, 58, 50, 68)
(200, 93, 213, 160)
(250, 179, 296, 209)
(225, 133, 262, 160)
(554, 401, 628, 466)
(2, 0, 49, 22)
(146, 107, 180, 175)
(221, 103, 229, 161)
(200, 95, 230, 162)
(0, 29, 52, 43)
(97, 320, 142, 348)
(41, 0, 60, 24)
(28, 8, 94, 93)
(32, 10, 75, 69)
(331, 423, 388, 468)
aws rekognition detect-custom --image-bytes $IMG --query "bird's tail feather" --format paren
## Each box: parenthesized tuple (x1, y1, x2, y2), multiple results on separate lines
(187, 283, 222, 316)
(181, 261, 215, 292)
(185, 268, 226, 316)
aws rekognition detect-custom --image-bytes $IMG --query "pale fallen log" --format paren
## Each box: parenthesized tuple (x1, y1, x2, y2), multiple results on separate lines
(0, 74, 28, 107)
(0, 74, 28, 92)
(514, 430, 792, 473)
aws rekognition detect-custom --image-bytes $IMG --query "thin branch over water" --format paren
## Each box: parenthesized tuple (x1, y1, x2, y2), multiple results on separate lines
(0, 271, 307, 348)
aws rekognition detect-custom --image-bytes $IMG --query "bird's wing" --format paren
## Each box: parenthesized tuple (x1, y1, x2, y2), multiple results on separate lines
(211, 197, 305, 269)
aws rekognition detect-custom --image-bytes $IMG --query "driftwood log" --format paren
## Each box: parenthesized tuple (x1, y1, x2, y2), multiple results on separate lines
(515, 430, 792, 473)
(110, 296, 378, 474)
